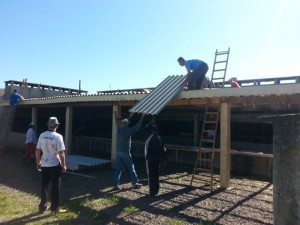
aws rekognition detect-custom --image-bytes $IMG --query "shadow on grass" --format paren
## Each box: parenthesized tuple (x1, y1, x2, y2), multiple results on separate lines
(0, 150, 272, 225)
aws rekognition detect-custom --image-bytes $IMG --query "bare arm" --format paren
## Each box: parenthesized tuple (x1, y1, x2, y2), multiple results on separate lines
(35, 148, 42, 171)
(185, 70, 192, 85)
(58, 151, 67, 172)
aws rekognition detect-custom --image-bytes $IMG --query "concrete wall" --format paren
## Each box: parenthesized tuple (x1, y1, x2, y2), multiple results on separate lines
(3, 85, 76, 100)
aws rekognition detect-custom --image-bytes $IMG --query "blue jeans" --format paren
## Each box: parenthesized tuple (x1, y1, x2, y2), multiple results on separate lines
(112, 151, 139, 187)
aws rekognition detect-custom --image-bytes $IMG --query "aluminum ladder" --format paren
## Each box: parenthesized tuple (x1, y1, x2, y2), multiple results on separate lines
(210, 48, 230, 87)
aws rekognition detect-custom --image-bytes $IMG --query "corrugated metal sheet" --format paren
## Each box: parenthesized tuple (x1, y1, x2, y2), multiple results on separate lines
(66, 155, 110, 171)
(129, 75, 186, 115)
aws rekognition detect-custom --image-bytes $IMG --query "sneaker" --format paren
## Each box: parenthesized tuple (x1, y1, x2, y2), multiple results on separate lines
(112, 186, 121, 191)
(149, 192, 158, 197)
(51, 208, 67, 213)
(132, 183, 142, 189)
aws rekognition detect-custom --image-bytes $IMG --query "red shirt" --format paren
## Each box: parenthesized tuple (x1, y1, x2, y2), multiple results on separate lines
(231, 81, 241, 88)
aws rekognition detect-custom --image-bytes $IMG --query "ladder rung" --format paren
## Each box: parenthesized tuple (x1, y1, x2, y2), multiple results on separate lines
(199, 158, 213, 163)
(212, 75, 225, 78)
(203, 129, 216, 132)
(201, 139, 214, 143)
(195, 168, 212, 173)
(205, 111, 219, 115)
(213, 69, 226, 72)
(199, 147, 214, 151)
(204, 120, 218, 124)
(215, 60, 227, 64)
(199, 150, 214, 154)
(212, 77, 224, 80)
(216, 51, 228, 55)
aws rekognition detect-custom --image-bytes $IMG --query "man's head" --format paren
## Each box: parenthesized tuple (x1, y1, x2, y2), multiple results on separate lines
(120, 118, 130, 128)
(13, 89, 17, 93)
(28, 123, 34, 128)
(177, 57, 185, 66)
(151, 124, 158, 133)
(47, 117, 60, 129)
(228, 77, 237, 83)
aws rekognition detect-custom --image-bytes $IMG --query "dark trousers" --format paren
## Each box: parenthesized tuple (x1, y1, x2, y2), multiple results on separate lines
(188, 63, 209, 90)
(40, 164, 62, 211)
(146, 160, 160, 195)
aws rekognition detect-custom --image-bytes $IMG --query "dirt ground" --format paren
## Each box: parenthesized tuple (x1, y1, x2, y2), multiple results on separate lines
(0, 150, 273, 225)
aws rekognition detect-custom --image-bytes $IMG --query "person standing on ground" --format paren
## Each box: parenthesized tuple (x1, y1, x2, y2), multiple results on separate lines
(144, 124, 166, 197)
(9, 89, 24, 106)
(35, 117, 67, 213)
(112, 112, 146, 190)
(228, 77, 241, 88)
(177, 57, 209, 90)
(23, 123, 37, 162)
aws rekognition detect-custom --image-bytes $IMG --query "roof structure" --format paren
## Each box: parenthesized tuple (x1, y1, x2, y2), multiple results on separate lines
(1, 76, 300, 111)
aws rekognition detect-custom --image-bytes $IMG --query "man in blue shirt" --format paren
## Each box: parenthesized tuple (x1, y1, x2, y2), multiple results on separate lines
(178, 57, 209, 90)
(112, 112, 146, 190)
(9, 89, 24, 106)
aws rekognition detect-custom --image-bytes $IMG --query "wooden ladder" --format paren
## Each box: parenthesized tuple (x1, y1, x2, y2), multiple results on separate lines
(210, 48, 230, 87)
(0, 79, 27, 152)
(190, 104, 220, 191)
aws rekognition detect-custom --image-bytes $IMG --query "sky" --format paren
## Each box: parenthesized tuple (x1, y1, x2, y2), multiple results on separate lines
(0, 0, 299, 94)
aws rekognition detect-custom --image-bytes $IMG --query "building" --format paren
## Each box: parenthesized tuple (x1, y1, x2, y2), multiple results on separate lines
(1, 76, 300, 182)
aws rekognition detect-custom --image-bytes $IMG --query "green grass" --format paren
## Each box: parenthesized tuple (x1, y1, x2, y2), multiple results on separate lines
(168, 217, 186, 225)
(121, 205, 139, 214)
(83, 195, 121, 210)
(0, 190, 78, 225)
(0, 191, 37, 216)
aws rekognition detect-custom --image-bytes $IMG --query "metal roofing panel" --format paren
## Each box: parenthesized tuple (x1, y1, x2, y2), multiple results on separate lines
(129, 75, 185, 115)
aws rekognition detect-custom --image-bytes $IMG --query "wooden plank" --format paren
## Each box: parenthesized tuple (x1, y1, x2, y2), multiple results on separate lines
(111, 105, 120, 168)
(65, 105, 73, 155)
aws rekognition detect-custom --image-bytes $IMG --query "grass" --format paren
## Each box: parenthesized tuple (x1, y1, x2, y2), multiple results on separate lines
(0, 191, 37, 217)
(168, 217, 187, 225)
(121, 205, 139, 214)
(0, 149, 273, 224)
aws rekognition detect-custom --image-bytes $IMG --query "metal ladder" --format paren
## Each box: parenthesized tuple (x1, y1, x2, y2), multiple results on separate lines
(0, 79, 27, 152)
(210, 48, 230, 87)
(190, 104, 220, 191)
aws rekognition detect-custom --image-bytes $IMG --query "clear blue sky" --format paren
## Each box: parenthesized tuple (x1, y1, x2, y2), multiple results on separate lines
(0, 0, 299, 93)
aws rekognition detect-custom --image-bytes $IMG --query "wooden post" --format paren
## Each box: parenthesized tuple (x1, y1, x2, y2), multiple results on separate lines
(31, 107, 37, 128)
(111, 105, 120, 168)
(220, 103, 231, 188)
(64, 105, 73, 155)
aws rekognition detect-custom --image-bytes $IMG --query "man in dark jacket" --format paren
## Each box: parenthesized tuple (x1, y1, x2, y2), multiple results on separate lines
(144, 124, 166, 196)
(112, 112, 146, 190)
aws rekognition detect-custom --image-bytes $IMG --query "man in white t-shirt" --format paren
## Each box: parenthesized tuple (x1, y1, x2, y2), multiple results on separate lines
(35, 117, 67, 213)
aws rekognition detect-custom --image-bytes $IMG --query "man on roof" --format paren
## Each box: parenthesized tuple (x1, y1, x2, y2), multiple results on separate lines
(9, 89, 24, 106)
(177, 57, 209, 90)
